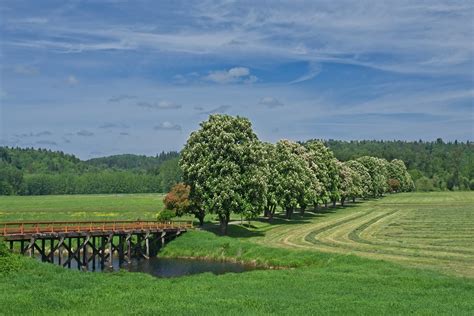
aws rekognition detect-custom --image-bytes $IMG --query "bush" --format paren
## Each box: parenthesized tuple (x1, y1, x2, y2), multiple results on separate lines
(163, 183, 191, 216)
(415, 176, 435, 192)
(0, 240, 23, 274)
(156, 209, 175, 221)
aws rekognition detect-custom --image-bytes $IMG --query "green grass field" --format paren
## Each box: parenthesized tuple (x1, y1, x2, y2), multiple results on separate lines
(0, 194, 165, 221)
(1, 192, 474, 314)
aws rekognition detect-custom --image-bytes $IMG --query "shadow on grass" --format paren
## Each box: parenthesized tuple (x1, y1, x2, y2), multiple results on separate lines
(200, 202, 362, 238)
(204, 223, 266, 238)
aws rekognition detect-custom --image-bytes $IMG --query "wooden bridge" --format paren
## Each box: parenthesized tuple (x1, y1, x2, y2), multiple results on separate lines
(1, 220, 193, 271)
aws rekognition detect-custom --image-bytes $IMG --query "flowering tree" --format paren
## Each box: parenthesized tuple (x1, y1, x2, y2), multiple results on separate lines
(271, 140, 313, 219)
(357, 156, 388, 197)
(180, 114, 267, 234)
(305, 141, 340, 207)
(345, 160, 371, 199)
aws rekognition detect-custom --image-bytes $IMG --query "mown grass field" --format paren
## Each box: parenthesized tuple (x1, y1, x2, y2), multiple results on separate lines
(1, 192, 474, 314)
(0, 194, 165, 221)
(248, 192, 474, 278)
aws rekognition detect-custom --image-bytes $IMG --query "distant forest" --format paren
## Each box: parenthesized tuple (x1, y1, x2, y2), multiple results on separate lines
(1, 138, 473, 195)
(0, 147, 181, 195)
(322, 139, 473, 191)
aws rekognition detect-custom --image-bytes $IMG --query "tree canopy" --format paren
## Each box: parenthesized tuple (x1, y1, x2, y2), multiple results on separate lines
(180, 114, 268, 234)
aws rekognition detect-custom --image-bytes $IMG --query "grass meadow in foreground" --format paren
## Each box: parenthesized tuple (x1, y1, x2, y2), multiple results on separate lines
(1, 230, 474, 315)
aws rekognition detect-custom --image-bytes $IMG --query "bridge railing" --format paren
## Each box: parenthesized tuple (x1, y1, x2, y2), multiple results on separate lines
(0, 220, 193, 236)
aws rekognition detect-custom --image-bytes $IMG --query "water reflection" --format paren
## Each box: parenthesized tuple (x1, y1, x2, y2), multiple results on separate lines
(39, 254, 258, 277)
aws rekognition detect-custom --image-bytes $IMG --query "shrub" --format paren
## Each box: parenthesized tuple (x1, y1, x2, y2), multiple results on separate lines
(156, 209, 175, 221)
(0, 239, 23, 274)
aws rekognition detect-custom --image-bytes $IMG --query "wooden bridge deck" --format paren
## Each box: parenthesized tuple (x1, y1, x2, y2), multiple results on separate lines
(1, 220, 193, 240)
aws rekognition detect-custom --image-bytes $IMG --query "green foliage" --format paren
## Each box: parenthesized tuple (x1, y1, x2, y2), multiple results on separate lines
(0, 240, 23, 274)
(415, 176, 436, 192)
(0, 147, 180, 195)
(305, 140, 340, 203)
(345, 160, 371, 198)
(357, 156, 389, 197)
(324, 139, 473, 191)
(271, 140, 316, 218)
(156, 209, 176, 221)
(87, 151, 179, 171)
(180, 114, 267, 234)
(337, 161, 357, 204)
(158, 157, 182, 192)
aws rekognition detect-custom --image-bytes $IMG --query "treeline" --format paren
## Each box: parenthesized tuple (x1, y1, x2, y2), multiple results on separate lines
(323, 139, 473, 191)
(0, 147, 181, 195)
(86, 151, 179, 171)
(165, 115, 414, 234)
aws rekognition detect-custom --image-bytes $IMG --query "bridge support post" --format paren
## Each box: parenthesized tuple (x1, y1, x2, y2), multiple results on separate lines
(41, 239, 46, 262)
(126, 233, 132, 264)
(161, 231, 166, 247)
(145, 232, 150, 259)
(92, 237, 96, 271)
(108, 234, 113, 269)
(82, 235, 89, 271)
(68, 238, 72, 268)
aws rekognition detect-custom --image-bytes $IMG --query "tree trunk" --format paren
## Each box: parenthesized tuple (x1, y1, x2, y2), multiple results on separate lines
(264, 209, 269, 217)
(286, 207, 293, 219)
(352, 197, 355, 203)
(197, 214, 204, 227)
(219, 214, 230, 235)
(324, 202, 328, 208)
(341, 198, 345, 207)
(300, 205, 306, 216)
(332, 200, 336, 207)
(195, 210, 205, 227)
(268, 206, 275, 221)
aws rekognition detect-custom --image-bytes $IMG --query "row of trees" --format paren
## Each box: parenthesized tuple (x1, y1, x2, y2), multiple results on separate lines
(325, 139, 473, 191)
(166, 115, 413, 234)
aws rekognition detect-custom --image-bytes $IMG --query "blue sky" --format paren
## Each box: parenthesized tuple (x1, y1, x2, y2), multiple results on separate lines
(0, 0, 473, 159)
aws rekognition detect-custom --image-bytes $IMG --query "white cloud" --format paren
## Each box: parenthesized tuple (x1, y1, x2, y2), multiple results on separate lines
(154, 122, 182, 131)
(205, 67, 257, 84)
(259, 97, 284, 108)
(66, 75, 79, 85)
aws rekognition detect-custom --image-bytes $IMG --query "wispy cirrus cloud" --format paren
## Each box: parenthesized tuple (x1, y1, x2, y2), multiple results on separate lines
(99, 122, 129, 129)
(199, 105, 231, 115)
(137, 101, 182, 110)
(108, 95, 137, 102)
